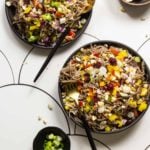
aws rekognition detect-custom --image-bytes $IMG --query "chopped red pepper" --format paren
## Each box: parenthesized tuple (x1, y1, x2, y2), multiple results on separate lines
(112, 82, 120, 87)
(84, 64, 92, 69)
(110, 47, 119, 56)
(93, 51, 100, 57)
(68, 30, 76, 38)
(55, 11, 63, 17)
(79, 101, 83, 107)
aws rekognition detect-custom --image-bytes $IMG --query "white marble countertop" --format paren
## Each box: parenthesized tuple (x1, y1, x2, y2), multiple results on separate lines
(0, 0, 150, 150)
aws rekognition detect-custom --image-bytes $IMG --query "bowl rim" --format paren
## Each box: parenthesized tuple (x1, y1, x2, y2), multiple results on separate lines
(5, 2, 92, 49)
(58, 40, 150, 134)
(33, 126, 70, 150)
(121, 0, 150, 6)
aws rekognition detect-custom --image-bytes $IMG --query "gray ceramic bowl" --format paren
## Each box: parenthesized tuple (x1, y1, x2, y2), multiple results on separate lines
(121, 0, 150, 6)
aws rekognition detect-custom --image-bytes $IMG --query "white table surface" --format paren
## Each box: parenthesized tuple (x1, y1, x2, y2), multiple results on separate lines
(0, 0, 150, 150)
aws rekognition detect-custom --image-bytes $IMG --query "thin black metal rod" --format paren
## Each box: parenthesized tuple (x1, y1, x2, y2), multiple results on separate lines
(34, 27, 70, 82)
(81, 115, 97, 150)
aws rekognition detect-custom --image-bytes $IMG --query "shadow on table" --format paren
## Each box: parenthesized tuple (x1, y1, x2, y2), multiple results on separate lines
(119, 0, 150, 18)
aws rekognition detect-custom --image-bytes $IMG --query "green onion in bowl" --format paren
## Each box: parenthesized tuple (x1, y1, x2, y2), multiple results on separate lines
(33, 127, 70, 150)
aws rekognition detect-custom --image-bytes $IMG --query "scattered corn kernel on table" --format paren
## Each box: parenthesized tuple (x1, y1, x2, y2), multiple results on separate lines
(0, 0, 150, 150)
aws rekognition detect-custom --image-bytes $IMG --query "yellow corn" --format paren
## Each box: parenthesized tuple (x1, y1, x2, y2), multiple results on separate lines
(99, 81, 106, 87)
(140, 88, 148, 96)
(138, 101, 148, 112)
(117, 50, 128, 60)
(128, 99, 137, 108)
(108, 114, 118, 122)
(107, 65, 113, 72)
(112, 87, 117, 96)
(107, 65, 120, 73)
(136, 79, 142, 86)
(116, 120, 123, 127)
(113, 66, 120, 71)
(83, 56, 89, 61)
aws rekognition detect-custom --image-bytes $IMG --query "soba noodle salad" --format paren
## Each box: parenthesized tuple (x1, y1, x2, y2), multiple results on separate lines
(6, 0, 90, 46)
(60, 43, 150, 132)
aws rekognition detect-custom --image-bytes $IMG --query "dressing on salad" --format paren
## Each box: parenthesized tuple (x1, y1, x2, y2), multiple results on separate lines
(60, 43, 149, 132)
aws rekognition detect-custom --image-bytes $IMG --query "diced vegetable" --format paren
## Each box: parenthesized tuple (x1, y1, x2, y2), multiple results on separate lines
(44, 133, 64, 150)
(140, 88, 148, 96)
(134, 56, 141, 63)
(28, 35, 39, 42)
(42, 14, 52, 21)
(138, 101, 148, 112)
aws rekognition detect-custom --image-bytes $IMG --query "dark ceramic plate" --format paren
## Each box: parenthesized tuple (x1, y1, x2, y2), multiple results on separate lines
(58, 40, 150, 134)
(5, 2, 92, 49)
(33, 127, 70, 150)
(121, 0, 150, 6)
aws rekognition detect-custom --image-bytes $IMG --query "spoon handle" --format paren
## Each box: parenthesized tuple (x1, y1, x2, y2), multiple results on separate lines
(34, 27, 70, 82)
(81, 115, 97, 150)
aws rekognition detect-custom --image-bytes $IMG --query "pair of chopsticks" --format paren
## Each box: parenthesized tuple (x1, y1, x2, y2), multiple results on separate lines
(34, 27, 70, 82)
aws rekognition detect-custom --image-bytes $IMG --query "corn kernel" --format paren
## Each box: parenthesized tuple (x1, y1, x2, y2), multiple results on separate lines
(117, 50, 128, 60)
(107, 65, 113, 72)
(137, 99, 143, 104)
(112, 87, 117, 96)
(116, 120, 123, 127)
(108, 114, 118, 122)
(113, 66, 120, 71)
(100, 81, 106, 87)
(128, 99, 137, 108)
(83, 56, 89, 61)
(140, 88, 148, 96)
(138, 101, 148, 112)
(107, 65, 120, 74)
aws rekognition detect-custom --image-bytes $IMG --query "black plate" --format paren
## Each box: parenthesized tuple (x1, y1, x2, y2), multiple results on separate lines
(33, 127, 70, 150)
(58, 40, 150, 134)
(5, 2, 92, 49)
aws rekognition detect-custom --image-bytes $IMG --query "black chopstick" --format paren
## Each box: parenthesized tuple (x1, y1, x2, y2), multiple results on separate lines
(34, 27, 70, 82)
(81, 115, 97, 150)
